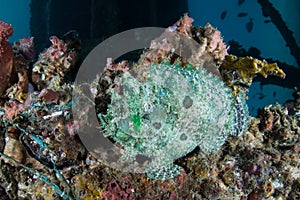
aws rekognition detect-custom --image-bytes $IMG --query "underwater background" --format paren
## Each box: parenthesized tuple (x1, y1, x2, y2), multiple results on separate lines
(0, 0, 300, 199)
(1, 0, 299, 116)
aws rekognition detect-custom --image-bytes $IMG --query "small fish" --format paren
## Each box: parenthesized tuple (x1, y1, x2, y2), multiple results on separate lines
(220, 10, 227, 20)
(258, 93, 266, 100)
(237, 12, 248, 17)
(264, 19, 272, 23)
(246, 17, 254, 32)
(255, 92, 266, 100)
(238, 0, 246, 6)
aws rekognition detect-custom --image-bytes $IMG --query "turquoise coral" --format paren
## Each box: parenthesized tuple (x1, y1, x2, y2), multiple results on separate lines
(99, 60, 249, 180)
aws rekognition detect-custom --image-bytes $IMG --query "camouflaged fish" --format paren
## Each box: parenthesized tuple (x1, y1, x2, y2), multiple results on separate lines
(99, 61, 249, 180)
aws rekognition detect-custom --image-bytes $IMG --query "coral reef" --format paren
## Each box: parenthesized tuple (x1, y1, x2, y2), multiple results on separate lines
(13, 37, 35, 60)
(102, 178, 134, 200)
(32, 32, 79, 90)
(0, 20, 14, 96)
(220, 54, 286, 92)
(140, 14, 228, 69)
(1, 37, 36, 103)
(0, 15, 296, 200)
(227, 39, 300, 90)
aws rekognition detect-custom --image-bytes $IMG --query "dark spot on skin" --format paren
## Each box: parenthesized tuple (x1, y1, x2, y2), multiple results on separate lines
(180, 133, 187, 141)
(135, 154, 151, 164)
(153, 122, 162, 129)
(142, 114, 150, 120)
(183, 96, 193, 109)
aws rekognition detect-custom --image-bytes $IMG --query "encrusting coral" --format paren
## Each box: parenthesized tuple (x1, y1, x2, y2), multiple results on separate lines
(0, 14, 297, 199)
(32, 32, 79, 91)
(0, 21, 14, 96)
(139, 14, 228, 69)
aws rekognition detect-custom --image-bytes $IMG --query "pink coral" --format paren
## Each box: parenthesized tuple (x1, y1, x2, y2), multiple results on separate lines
(13, 37, 35, 60)
(41, 36, 67, 62)
(143, 15, 195, 65)
(0, 20, 14, 96)
(4, 97, 31, 121)
(106, 58, 130, 74)
(202, 23, 228, 62)
(38, 88, 60, 104)
(139, 14, 228, 68)
(0, 21, 13, 41)
(172, 14, 194, 35)
(102, 178, 133, 200)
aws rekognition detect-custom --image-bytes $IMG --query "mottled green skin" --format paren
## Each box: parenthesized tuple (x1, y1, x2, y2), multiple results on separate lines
(99, 61, 248, 180)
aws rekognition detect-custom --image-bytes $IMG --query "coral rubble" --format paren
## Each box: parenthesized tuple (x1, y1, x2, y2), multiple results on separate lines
(0, 14, 297, 200)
